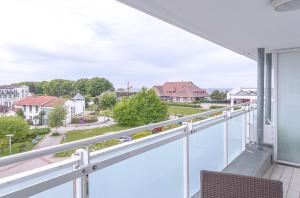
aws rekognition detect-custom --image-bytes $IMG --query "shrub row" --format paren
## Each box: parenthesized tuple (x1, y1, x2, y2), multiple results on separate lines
(209, 105, 226, 110)
(131, 131, 152, 140)
(12, 128, 50, 143)
(30, 128, 51, 135)
(167, 102, 202, 108)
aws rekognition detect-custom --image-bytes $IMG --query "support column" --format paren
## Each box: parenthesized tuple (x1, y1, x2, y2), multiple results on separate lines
(265, 53, 272, 125)
(257, 48, 265, 148)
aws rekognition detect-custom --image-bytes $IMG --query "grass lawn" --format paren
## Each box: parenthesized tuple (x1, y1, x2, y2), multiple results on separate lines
(55, 125, 131, 157)
(168, 106, 208, 116)
(64, 125, 131, 143)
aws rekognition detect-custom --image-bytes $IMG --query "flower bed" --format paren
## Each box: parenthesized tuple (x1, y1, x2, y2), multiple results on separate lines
(71, 116, 98, 124)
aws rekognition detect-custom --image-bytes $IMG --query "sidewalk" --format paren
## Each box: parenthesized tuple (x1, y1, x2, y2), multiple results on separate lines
(55, 116, 116, 132)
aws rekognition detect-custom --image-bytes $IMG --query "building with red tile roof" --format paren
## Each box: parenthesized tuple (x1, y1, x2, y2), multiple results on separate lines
(153, 81, 208, 103)
(14, 94, 85, 125)
(15, 96, 59, 107)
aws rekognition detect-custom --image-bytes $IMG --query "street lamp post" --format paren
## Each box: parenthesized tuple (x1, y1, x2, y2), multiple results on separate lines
(6, 134, 14, 155)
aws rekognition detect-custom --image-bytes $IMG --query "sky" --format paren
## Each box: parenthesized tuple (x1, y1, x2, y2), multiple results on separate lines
(0, 0, 256, 89)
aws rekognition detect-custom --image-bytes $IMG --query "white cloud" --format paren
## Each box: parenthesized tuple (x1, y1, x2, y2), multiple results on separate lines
(0, 0, 256, 88)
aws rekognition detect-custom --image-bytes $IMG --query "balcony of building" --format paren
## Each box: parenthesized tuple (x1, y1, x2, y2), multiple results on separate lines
(1, 0, 300, 197)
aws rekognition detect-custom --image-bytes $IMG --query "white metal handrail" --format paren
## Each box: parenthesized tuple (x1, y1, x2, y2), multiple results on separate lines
(0, 103, 256, 198)
(0, 102, 253, 167)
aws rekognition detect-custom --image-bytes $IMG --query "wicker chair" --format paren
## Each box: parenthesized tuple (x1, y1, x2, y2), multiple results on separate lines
(200, 170, 283, 198)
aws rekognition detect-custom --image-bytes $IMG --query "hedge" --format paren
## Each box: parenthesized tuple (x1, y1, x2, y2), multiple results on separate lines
(131, 131, 152, 140)
(209, 105, 226, 110)
(167, 102, 202, 108)
(30, 128, 51, 135)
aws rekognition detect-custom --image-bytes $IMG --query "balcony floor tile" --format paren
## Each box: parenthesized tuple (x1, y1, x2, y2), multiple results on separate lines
(265, 164, 300, 198)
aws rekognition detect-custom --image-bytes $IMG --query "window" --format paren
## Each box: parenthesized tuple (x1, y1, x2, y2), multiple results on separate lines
(29, 106, 32, 112)
(23, 105, 26, 111)
(35, 106, 38, 113)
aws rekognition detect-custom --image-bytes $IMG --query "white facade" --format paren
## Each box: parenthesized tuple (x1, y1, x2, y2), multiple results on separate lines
(227, 87, 257, 105)
(0, 85, 29, 109)
(64, 96, 85, 124)
(16, 93, 85, 125)
(22, 104, 41, 124)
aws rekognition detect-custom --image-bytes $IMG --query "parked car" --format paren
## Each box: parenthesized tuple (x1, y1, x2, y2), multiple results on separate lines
(152, 127, 163, 133)
(117, 136, 132, 143)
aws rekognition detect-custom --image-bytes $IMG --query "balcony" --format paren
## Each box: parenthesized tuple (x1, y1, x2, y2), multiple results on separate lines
(0, 103, 274, 198)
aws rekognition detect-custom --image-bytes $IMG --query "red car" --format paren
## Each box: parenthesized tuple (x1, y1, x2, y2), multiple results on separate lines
(152, 127, 163, 133)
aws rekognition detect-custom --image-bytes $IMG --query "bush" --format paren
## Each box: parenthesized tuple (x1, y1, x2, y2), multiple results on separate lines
(0, 116, 29, 143)
(84, 116, 98, 123)
(209, 105, 226, 110)
(16, 109, 25, 118)
(131, 131, 152, 140)
(51, 132, 60, 136)
(30, 128, 51, 135)
(91, 139, 120, 151)
(25, 131, 36, 141)
(71, 116, 98, 124)
(167, 102, 202, 108)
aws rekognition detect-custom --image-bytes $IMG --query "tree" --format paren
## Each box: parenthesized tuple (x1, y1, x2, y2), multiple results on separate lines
(0, 116, 29, 139)
(48, 105, 67, 131)
(210, 90, 227, 100)
(16, 109, 25, 118)
(74, 78, 89, 95)
(88, 77, 114, 97)
(99, 91, 117, 110)
(60, 80, 74, 96)
(38, 110, 45, 125)
(113, 88, 168, 126)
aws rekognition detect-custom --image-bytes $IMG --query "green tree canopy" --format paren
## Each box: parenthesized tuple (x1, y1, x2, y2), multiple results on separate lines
(16, 77, 114, 98)
(88, 77, 114, 97)
(48, 105, 67, 130)
(0, 116, 29, 139)
(74, 78, 89, 95)
(210, 90, 227, 100)
(113, 88, 168, 126)
(99, 91, 117, 110)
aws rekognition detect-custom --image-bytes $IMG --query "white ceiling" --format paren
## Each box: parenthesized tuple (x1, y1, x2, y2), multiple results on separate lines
(117, 0, 300, 60)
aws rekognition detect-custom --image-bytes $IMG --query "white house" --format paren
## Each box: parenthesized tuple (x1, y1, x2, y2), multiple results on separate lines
(227, 87, 257, 105)
(0, 85, 29, 112)
(15, 93, 85, 125)
(64, 93, 86, 124)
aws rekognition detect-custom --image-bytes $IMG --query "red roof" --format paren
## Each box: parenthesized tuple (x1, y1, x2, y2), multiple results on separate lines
(43, 98, 67, 107)
(153, 81, 208, 98)
(15, 96, 66, 107)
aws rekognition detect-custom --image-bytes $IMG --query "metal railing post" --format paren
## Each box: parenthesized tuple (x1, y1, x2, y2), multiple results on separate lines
(242, 106, 247, 150)
(223, 111, 229, 166)
(182, 122, 192, 198)
(72, 148, 90, 198)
